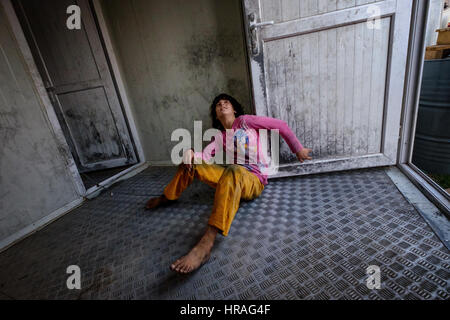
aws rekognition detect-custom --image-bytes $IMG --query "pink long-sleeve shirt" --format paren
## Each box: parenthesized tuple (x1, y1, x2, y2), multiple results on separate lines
(194, 115, 303, 185)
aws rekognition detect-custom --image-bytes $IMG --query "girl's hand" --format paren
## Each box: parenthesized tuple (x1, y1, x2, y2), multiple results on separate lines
(296, 148, 312, 163)
(182, 149, 195, 171)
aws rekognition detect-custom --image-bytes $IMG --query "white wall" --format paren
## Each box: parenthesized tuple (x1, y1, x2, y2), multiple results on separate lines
(424, 0, 445, 47)
(0, 4, 80, 245)
(99, 0, 253, 163)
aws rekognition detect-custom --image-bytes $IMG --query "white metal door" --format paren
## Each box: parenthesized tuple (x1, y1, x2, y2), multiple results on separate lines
(242, 0, 412, 177)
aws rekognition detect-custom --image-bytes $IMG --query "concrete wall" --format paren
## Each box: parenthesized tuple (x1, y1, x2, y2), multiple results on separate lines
(0, 5, 80, 243)
(99, 0, 252, 163)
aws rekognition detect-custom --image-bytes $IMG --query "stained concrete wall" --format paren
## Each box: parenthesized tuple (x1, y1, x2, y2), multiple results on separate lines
(0, 5, 79, 242)
(99, 0, 252, 163)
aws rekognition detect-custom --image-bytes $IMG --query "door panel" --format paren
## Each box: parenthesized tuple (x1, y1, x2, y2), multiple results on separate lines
(58, 87, 124, 166)
(18, 0, 101, 87)
(261, 0, 385, 23)
(14, 0, 137, 172)
(243, 0, 412, 177)
(264, 18, 390, 161)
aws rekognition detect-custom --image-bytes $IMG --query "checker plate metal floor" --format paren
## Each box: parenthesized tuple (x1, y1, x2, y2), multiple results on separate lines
(0, 166, 448, 300)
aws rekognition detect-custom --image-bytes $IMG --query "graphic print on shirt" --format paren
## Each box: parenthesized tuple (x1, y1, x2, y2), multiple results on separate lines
(193, 115, 289, 184)
(231, 118, 273, 177)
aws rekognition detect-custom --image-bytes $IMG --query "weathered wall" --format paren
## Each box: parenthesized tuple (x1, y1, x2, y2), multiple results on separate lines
(424, 0, 444, 47)
(99, 0, 252, 162)
(0, 5, 79, 242)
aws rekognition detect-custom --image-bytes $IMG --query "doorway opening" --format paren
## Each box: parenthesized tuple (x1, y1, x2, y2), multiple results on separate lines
(13, 0, 139, 192)
(412, 0, 450, 195)
(398, 0, 450, 216)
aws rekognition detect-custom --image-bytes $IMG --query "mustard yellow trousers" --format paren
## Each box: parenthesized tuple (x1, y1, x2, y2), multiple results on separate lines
(163, 163, 265, 236)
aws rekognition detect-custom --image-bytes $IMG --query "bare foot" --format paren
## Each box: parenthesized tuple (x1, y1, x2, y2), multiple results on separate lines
(170, 226, 218, 274)
(144, 194, 173, 210)
(170, 242, 212, 274)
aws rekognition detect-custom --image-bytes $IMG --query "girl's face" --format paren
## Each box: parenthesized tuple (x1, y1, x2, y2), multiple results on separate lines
(215, 99, 235, 118)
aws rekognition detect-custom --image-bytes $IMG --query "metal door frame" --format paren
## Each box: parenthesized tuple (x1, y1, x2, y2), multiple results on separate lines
(1, 0, 146, 197)
(397, 0, 450, 216)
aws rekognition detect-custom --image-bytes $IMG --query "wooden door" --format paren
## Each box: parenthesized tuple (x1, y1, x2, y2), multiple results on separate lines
(242, 0, 412, 177)
(14, 0, 137, 173)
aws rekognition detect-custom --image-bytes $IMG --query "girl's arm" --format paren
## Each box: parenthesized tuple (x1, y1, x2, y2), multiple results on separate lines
(193, 134, 220, 163)
(241, 115, 304, 154)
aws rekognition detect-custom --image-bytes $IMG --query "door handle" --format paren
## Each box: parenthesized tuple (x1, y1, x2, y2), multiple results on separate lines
(250, 21, 274, 31)
(248, 13, 274, 55)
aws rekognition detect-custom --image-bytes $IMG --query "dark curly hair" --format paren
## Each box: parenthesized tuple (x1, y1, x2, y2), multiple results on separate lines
(210, 93, 245, 131)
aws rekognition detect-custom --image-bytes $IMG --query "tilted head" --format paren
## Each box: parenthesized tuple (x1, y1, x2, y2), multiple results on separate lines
(210, 93, 245, 131)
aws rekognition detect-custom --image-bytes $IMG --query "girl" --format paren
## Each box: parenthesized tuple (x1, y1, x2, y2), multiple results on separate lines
(145, 93, 312, 274)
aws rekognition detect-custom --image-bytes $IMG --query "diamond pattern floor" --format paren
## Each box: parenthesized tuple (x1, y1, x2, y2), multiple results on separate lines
(0, 166, 448, 300)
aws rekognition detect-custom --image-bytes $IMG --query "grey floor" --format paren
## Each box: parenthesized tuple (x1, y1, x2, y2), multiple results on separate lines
(0, 165, 449, 300)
